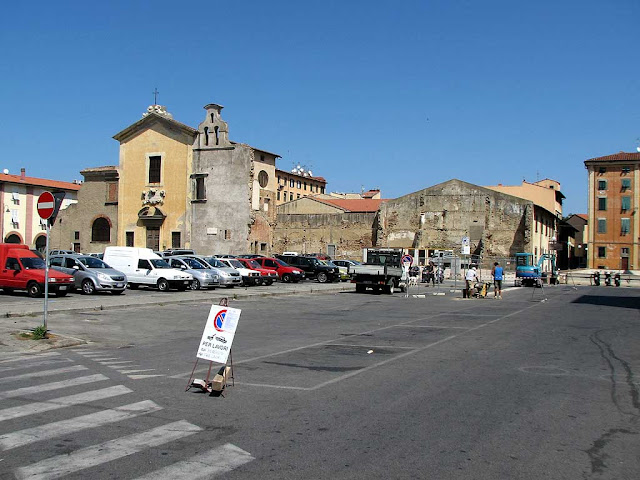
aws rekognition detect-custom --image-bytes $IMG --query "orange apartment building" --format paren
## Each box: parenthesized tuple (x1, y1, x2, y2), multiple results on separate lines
(584, 152, 639, 271)
(275, 168, 326, 205)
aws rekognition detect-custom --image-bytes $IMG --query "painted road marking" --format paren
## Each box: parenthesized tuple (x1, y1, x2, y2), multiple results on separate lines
(0, 400, 162, 450)
(0, 374, 109, 400)
(132, 443, 254, 479)
(0, 365, 88, 384)
(128, 374, 163, 380)
(14, 420, 202, 480)
(0, 358, 73, 373)
(0, 385, 132, 422)
(0, 352, 60, 365)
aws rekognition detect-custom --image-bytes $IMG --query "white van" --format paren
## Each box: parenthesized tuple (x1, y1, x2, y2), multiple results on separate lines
(103, 247, 193, 291)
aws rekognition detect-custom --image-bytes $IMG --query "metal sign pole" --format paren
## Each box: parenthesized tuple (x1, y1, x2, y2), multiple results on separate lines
(44, 222, 50, 332)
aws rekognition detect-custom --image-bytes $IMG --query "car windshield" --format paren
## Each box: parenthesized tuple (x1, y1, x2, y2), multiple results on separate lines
(227, 259, 244, 269)
(246, 260, 261, 269)
(203, 257, 226, 268)
(78, 256, 108, 269)
(150, 259, 171, 268)
(182, 258, 207, 269)
(274, 258, 290, 267)
(21, 257, 46, 269)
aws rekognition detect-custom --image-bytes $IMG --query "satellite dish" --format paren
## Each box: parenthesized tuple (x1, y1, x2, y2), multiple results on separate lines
(2, 169, 8, 174)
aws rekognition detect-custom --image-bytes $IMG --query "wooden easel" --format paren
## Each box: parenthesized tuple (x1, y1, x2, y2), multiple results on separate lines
(185, 298, 235, 395)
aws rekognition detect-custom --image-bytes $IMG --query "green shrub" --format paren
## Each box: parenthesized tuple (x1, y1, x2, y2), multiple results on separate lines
(31, 325, 48, 340)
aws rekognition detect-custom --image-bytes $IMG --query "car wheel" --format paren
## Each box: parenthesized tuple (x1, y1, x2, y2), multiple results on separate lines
(157, 278, 169, 292)
(264, 279, 273, 286)
(317, 272, 328, 283)
(356, 284, 366, 293)
(82, 279, 96, 295)
(27, 282, 43, 298)
(55, 290, 68, 297)
(282, 273, 292, 283)
(190, 279, 201, 290)
(128, 283, 138, 290)
(111, 290, 124, 295)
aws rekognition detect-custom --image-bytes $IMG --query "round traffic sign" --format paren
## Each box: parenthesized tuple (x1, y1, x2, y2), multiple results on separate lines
(37, 191, 55, 219)
(401, 254, 413, 265)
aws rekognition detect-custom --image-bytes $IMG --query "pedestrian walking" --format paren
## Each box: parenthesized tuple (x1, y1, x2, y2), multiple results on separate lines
(492, 261, 503, 299)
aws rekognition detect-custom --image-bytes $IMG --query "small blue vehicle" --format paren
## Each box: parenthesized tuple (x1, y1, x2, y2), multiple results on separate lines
(515, 253, 557, 287)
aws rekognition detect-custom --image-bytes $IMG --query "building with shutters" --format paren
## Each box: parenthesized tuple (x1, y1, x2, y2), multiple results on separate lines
(0, 168, 80, 250)
(584, 151, 639, 271)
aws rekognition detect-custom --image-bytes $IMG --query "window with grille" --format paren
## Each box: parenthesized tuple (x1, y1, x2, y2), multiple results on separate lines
(598, 180, 607, 190)
(91, 218, 110, 242)
(126, 232, 134, 247)
(172, 232, 181, 248)
(598, 246, 606, 258)
(621, 179, 631, 191)
(148, 156, 161, 183)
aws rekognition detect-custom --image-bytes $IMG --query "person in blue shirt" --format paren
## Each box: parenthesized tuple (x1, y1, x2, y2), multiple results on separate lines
(492, 262, 504, 299)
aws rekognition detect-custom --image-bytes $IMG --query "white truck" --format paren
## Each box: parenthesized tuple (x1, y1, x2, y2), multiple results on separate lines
(350, 247, 407, 294)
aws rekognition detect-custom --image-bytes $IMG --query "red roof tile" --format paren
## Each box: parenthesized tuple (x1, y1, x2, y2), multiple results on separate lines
(0, 173, 81, 191)
(313, 197, 386, 212)
(585, 152, 640, 162)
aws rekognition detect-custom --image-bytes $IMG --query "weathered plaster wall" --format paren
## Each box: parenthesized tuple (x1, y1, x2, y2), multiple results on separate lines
(274, 212, 376, 259)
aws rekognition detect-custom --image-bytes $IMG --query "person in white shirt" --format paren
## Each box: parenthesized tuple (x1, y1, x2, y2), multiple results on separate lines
(465, 266, 478, 298)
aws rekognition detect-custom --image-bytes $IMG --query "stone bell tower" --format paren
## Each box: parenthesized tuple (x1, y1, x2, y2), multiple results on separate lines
(196, 103, 230, 149)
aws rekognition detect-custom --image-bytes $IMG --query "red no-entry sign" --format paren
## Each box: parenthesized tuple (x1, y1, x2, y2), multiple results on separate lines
(37, 191, 55, 219)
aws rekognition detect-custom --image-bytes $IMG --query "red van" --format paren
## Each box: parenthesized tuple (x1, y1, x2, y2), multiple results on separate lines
(252, 257, 305, 283)
(0, 244, 74, 297)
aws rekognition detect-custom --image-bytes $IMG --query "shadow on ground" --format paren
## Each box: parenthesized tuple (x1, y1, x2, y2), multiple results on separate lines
(572, 294, 640, 310)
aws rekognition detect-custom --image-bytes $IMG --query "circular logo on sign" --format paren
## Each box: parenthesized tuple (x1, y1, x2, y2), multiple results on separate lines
(214, 309, 227, 332)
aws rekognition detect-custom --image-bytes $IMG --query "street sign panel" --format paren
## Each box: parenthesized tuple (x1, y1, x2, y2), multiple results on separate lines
(401, 254, 413, 266)
(37, 191, 55, 219)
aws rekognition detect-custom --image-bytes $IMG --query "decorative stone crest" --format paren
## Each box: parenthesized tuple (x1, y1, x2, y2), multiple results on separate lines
(143, 105, 173, 119)
(141, 188, 166, 205)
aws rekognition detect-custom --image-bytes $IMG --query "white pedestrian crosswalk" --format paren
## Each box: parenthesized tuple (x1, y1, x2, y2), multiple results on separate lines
(0, 351, 254, 479)
(71, 348, 163, 379)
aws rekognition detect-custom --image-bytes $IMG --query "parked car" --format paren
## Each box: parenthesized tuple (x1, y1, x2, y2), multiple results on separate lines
(0, 244, 74, 297)
(103, 247, 193, 291)
(49, 254, 127, 295)
(275, 254, 339, 283)
(320, 260, 350, 281)
(304, 253, 332, 260)
(252, 257, 305, 283)
(332, 259, 361, 269)
(217, 258, 261, 286)
(161, 249, 196, 257)
(236, 258, 278, 285)
(185, 255, 243, 288)
(236, 254, 266, 259)
(167, 256, 220, 290)
(86, 253, 104, 260)
(50, 249, 76, 256)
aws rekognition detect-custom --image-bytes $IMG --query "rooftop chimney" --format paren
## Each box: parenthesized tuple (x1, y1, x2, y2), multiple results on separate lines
(20, 168, 25, 180)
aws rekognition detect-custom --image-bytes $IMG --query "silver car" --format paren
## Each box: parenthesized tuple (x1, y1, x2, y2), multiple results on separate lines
(168, 256, 220, 290)
(186, 255, 243, 287)
(49, 254, 127, 295)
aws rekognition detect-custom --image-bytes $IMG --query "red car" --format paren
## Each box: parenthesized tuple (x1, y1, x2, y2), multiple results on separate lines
(252, 257, 305, 283)
(236, 258, 279, 286)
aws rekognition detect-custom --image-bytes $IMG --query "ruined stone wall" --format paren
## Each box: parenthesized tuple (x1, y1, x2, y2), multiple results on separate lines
(274, 212, 376, 259)
(378, 180, 532, 257)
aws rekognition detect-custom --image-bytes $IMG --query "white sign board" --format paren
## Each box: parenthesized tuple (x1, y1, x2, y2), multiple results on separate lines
(461, 236, 470, 255)
(197, 305, 241, 364)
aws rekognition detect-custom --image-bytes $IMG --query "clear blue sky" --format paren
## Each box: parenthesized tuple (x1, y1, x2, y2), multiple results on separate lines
(2, 0, 638, 215)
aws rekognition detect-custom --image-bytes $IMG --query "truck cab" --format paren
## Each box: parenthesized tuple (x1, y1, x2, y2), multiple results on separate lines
(0, 243, 74, 297)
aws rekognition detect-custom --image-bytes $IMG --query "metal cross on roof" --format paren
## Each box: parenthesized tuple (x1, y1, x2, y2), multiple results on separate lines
(152, 88, 159, 105)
